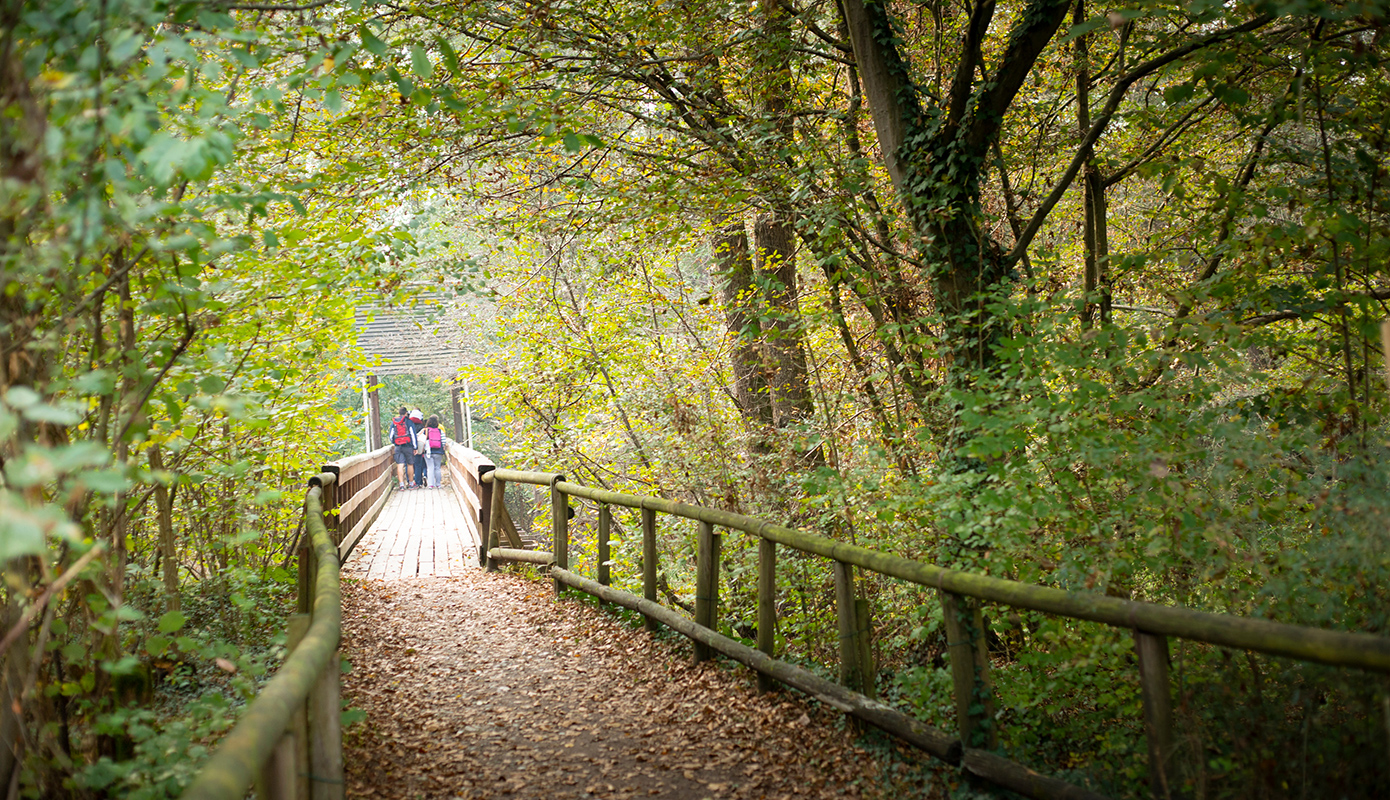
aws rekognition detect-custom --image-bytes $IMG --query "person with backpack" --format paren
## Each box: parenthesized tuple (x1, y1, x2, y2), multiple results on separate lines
(389, 407, 416, 489)
(420, 415, 446, 488)
(409, 409, 427, 488)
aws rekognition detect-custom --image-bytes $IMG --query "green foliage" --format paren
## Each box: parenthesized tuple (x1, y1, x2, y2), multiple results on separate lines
(5, 0, 1387, 795)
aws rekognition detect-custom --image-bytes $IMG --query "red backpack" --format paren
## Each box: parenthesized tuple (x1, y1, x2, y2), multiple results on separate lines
(391, 417, 413, 445)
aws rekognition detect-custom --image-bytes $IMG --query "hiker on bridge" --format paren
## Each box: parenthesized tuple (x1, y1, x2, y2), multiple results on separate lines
(390, 407, 417, 489)
(419, 415, 445, 488)
(410, 409, 428, 489)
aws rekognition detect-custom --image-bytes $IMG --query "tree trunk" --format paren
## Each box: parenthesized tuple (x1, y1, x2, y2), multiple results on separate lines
(713, 218, 774, 433)
(1076, 0, 1111, 328)
(149, 446, 180, 614)
(753, 211, 816, 431)
(842, 0, 1072, 375)
(753, 0, 819, 449)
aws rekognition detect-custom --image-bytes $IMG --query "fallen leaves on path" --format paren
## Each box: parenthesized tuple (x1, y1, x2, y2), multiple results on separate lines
(341, 570, 945, 799)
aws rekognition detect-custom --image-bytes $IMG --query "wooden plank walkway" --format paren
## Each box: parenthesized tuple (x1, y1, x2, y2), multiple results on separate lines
(343, 485, 479, 580)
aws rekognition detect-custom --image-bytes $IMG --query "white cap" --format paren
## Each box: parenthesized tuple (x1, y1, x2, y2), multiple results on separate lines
(410, 409, 423, 420)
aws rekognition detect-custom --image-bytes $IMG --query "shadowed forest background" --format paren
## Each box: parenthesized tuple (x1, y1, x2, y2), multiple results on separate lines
(1, 0, 1388, 796)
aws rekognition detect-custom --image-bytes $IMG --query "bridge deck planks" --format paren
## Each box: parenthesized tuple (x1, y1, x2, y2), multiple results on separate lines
(344, 482, 477, 580)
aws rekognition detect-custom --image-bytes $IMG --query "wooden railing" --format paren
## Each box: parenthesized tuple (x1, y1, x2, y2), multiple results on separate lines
(477, 467, 1390, 800)
(444, 441, 492, 563)
(182, 445, 394, 800)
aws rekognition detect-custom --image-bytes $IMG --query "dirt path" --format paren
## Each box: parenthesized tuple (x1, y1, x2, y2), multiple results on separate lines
(340, 570, 941, 799)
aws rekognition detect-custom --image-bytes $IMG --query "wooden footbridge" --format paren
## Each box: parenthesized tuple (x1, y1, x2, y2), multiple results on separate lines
(181, 443, 1390, 800)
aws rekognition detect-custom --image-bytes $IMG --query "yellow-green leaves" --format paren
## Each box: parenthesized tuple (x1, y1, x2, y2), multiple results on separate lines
(409, 44, 433, 79)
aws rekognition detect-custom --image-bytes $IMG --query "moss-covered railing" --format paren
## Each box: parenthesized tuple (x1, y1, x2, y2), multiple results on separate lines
(478, 467, 1390, 800)
(181, 445, 394, 800)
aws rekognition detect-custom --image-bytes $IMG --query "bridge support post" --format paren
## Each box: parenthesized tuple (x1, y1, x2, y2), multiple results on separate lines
(940, 590, 996, 748)
(693, 521, 720, 663)
(451, 383, 466, 444)
(551, 477, 568, 596)
(757, 538, 776, 692)
(641, 508, 659, 632)
(365, 374, 381, 450)
(1135, 631, 1177, 800)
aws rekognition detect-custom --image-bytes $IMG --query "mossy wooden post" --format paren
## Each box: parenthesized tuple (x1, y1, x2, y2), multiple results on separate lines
(551, 475, 568, 597)
(940, 590, 996, 748)
(485, 476, 504, 573)
(319, 469, 338, 546)
(297, 541, 313, 615)
(757, 538, 777, 692)
(833, 562, 864, 692)
(309, 653, 343, 800)
(855, 597, 876, 700)
(693, 521, 720, 663)
(257, 731, 296, 800)
(1135, 630, 1176, 799)
(597, 504, 611, 588)
(289, 614, 311, 800)
(641, 507, 658, 632)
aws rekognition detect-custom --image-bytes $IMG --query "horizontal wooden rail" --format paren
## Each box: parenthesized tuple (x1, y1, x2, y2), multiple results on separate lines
(541, 480, 1390, 673)
(489, 547, 553, 565)
(483, 467, 560, 486)
(481, 465, 1390, 799)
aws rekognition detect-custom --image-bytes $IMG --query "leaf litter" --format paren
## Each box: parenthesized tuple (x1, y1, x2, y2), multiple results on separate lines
(341, 571, 948, 799)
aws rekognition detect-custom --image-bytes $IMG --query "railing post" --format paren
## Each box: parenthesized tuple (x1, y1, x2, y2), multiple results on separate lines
(259, 614, 309, 800)
(1135, 630, 1177, 799)
(641, 508, 658, 632)
(258, 732, 296, 800)
(365, 374, 381, 450)
(693, 521, 720, 663)
(450, 383, 465, 443)
(485, 476, 504, 573)
(551, 475, 568, 596)
(855, 597, 876, 701)
(309, 653, 344, 800)
(289, 614, 311, 800)
(320, 468, 339, 547)
(757, 538, 776, 692)
(297, 541, 313, 615)
(597, 503, 611, 590)
(833, 562, 864, 692)
(940, 590, 996, 748)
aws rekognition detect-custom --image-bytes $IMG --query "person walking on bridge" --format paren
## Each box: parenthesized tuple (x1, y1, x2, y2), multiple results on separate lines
(409, 409, 427, 488)
(421, 415, 445, 488)
(390, 407, 416, 489)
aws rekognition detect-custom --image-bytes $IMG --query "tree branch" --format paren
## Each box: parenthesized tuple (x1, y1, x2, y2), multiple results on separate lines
(1007, 13, 1275, 266)
(1240, 288, 1390, 327)
(216, 0, 334, 10)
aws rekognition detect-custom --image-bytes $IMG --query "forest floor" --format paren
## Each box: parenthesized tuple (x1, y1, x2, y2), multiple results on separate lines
(339, 569, 950, 799)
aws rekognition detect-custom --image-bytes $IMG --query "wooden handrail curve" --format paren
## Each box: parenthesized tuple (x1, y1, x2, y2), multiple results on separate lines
(182, 445, 396, 800)
(182, 477, 341, 800)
